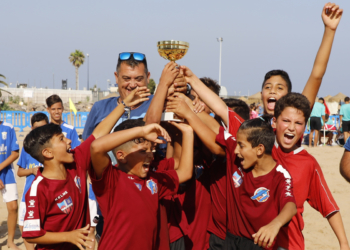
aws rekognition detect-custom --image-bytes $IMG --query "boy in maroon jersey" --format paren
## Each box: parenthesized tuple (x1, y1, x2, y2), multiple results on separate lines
(89, 117, 194, 249)
(22, 87, 149, 250)
(272, 93, 350, 250)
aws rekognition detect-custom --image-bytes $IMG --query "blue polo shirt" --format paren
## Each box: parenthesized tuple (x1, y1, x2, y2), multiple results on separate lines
(61, 122, 80, 149)
(0, 122, 19, 185)
(82, 95, 154, 140)
(17, 148, 42, 202)
(310, 102, 325, 118)
(340, 103, 350, 122)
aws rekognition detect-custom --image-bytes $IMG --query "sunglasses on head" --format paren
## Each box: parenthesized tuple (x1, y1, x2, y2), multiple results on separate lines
(119, 52, 146, 61)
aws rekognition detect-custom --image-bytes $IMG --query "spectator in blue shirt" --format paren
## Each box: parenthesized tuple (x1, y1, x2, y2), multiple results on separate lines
(340, 96, 350, 143)
(46, 95, 80, 149)
(309, 97, 326, 147)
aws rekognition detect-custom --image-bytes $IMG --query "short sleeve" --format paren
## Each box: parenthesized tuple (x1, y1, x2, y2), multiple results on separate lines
(340, 106, 344, 116)
(344, 139, 350, 151)
(10, 127, 19, 152)
(307, 161, 339, 217)
(227, 110, 244, 136)
(70, 128, 81, 149)
(152, 170, 179, 200)
(17, 148, 26, 169)
(82, 105, 98, 141)
(22, 178, 47, 238)
(89, 161, 119, 197)
(216, 126, 236, 156)
(73, 135, 95, 171)
(275, 167, 296, 212)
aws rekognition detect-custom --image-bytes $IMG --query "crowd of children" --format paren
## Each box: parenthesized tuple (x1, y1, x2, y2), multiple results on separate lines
(0, 2, 349, 250)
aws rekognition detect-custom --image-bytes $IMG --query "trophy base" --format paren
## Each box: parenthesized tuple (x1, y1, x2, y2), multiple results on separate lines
(161, 112, 184, 122)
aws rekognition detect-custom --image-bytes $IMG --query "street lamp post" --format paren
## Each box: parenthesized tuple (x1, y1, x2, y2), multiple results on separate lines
(217, 37, 223, 86)
(87, 54, 89, 90)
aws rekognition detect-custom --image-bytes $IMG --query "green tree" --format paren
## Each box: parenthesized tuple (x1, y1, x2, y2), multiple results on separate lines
(0, 74, 11, 97)
(69, 50, 85, 90)
(148, 78, 156, 94)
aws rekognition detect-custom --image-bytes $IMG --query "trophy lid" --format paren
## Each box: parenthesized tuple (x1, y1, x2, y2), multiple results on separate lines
(157, 40, 189, 61)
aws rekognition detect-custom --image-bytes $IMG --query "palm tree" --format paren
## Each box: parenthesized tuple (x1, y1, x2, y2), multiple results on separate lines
(69, 50, 85, 90)
(0, 74, 11, 97)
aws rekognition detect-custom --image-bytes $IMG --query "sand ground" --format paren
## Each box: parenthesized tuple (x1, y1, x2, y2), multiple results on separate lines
(0, 132, 349, 250)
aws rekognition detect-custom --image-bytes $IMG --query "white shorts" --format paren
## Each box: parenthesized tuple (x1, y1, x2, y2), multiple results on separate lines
(18, 201, 26, 226)
(1, 183, 18, 203)
(89, 198, 98, 227)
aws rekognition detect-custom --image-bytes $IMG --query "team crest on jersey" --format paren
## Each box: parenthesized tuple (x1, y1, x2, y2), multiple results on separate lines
(251, 187, 270, 203)
(29, 199, 35, 207)
(134, 183, 142, 191)
(57, 196, 73, 214)
(232, 171, 243, 188)
(74, 176, 81, 193)
(63, 132, 67, 137)
(2, 132, 7, 140)
(146, 180, 158, 195)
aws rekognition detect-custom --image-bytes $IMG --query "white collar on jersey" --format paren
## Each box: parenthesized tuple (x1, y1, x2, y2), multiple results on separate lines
(274, 140, 304, 155)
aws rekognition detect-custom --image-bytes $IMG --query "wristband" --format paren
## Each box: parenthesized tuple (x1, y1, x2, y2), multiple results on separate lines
(185, 83, 192, 96)
(121, 100, 131, 119)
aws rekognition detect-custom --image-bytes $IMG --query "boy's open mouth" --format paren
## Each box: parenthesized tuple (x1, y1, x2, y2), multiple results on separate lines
(284, 133, 295, 144)
(267, 97, 276, 110)
(67, 148, 72, 153)
(143, 162, 150, 172)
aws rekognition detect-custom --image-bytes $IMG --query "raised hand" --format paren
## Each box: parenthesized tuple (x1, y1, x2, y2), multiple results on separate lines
(123, 86, 150, 107)
(166, 94, 193, 119)
(32, 166, 40, 176)
(160, 62, 180, 87)
(169, 121, 193, 134)
(141, 124, 171, 144)
(322, 3, 343, 31)
(67, 224, 94, 250)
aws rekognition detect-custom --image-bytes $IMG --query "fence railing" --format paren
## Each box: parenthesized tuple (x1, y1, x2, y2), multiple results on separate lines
(1, 111, 89, 131)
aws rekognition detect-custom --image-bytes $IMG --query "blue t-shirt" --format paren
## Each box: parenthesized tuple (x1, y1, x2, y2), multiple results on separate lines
(344, 137, 350, 151)
(17, 148, 42, 202)
(82, 95, 154, 140)
(310, 102, 325, 118)
(340, 103, 350, 121)
(0, 122, 19, 185)
(61, 122, 80, 149)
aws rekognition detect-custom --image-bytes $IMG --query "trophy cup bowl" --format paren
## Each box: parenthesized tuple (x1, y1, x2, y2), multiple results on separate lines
(157, 40, 189, 122)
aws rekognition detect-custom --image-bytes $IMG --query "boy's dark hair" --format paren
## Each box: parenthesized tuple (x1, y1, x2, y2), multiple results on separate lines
(31, 112, 49, 126)
(262, 70, 292, 93)
(46, 94, 63, 108)
(113, 119, 145, 133)
(24, 123, 62, 163)
(238, 114, 274, 155)
(223, 98, 250, 121)
(200, 77, 221, 96)
(319, 97, 324, 103)
(325, 114, 330, 120)
(274, 92, 311, 123)
(345, 97, 349, 102)
(117, 56, 148, 75)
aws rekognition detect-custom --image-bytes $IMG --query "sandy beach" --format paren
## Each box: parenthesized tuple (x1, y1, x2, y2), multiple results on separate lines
(0, 132, 349, 250)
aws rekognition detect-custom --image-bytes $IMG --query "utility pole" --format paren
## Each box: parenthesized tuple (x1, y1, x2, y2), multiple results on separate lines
(87, 54, 90, 90)
(217, 37, 223, 86)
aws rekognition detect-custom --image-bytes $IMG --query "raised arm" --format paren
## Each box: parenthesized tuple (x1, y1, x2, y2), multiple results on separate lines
(169, 122, 194, 183)
(181, 66, 229, 126)
(302, 3, 343, 108)
(144, 62, 179, 124)
(91, 124, 170, 179)
(166, 93, 225, 156)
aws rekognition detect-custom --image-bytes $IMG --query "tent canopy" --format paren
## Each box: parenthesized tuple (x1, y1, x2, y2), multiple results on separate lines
(329, 92, 347, 102)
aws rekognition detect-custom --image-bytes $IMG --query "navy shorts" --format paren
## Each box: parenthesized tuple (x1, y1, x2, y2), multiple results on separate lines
(310, 117, 322, 131)
(223, 232, 262, 250)
(342, 120, 350, 132)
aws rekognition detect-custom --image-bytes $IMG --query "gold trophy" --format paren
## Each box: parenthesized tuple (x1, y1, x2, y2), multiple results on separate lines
(157, 40, 189, 122)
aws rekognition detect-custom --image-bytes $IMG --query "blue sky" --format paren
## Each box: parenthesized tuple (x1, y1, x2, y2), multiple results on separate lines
(1, 0, 349, 97)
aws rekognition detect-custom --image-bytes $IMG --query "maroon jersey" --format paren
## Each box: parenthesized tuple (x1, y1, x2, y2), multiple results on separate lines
(89, 158, 179, 250)
(207, 156, 227, 240)
(22, 135, 94, 250)
(216, 127, 296, 242)
(182, 165, 211, 250)
(272, 143, 339, 250)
